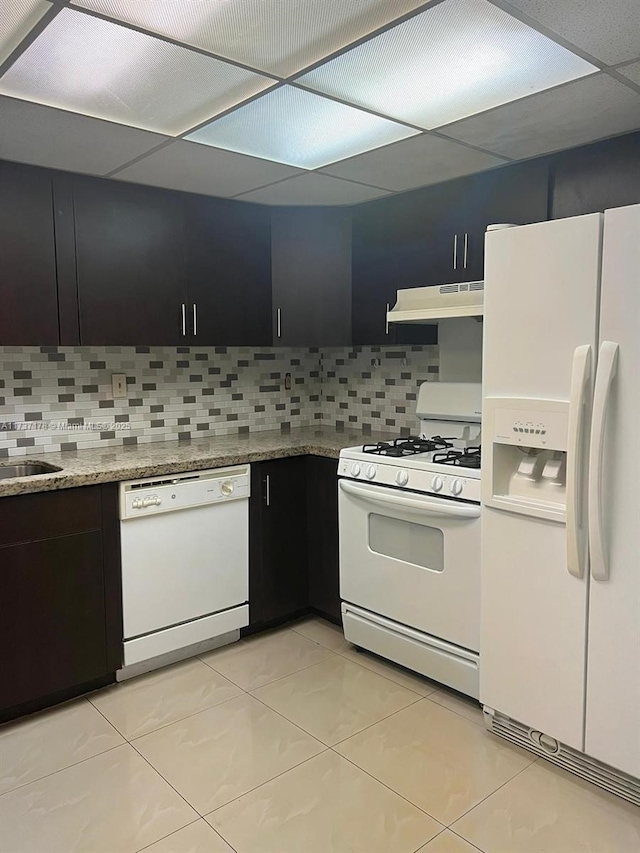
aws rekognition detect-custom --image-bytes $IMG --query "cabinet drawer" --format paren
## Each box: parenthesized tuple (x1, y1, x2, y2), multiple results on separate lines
(0, 487, 102, 547)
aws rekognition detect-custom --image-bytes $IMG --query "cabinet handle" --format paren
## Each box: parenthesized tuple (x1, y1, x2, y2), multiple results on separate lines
(385, 303, 390, 335)
(463, 233, 468, 269)
(265, 474, 270, 507)
(453, 234, 458, 270)
(276, 307, 281, 339)
(181, 303, 186, 337)
(193, 303, 197, 336)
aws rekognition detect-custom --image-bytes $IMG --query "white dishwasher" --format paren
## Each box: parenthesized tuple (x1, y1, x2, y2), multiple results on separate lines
(119, 465, 249, 676)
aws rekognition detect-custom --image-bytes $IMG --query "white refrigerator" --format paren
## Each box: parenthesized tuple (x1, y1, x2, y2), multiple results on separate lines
(480, 204, 640, 802)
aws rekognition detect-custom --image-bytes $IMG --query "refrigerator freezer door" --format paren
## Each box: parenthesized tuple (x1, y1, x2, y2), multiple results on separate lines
(585, 204, 640, 778)
(481, 214, 602, 751)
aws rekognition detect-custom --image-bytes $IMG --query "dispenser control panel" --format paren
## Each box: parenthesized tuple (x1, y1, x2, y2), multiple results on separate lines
(493, 407, 568, 450)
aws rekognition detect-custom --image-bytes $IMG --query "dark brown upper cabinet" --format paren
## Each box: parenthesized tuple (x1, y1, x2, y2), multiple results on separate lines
(271, 207, 352, 346)
(73, 177, 187, 346)
(183, 195, 272, 346)
(351, 158, 549, 345)
(551, 133, 640, 219)
(0, 161, 59, 345)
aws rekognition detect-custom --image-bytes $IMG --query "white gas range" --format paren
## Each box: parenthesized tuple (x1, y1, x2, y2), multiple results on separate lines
(338, 382, 482, 698)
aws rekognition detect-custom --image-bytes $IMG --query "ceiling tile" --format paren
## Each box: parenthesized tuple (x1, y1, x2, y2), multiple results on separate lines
(113, 139, 305, 198)
(0, 0, 50, 64)
(618, 61, 640, 87)
(440, 73, 640, 159)
(235, 173, 391, 206)
(320, 133, 508, 191)
(186, 85, 418, 170)
(0, 95, 168, 174)
(72, 0, 427, 77)
(298, 0, 597, 130)
(0, 7, 273, 134)
(504, 0, 640, 65)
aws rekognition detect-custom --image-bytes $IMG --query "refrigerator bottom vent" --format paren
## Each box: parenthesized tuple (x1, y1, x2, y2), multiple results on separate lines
(484, 708, 640, 807)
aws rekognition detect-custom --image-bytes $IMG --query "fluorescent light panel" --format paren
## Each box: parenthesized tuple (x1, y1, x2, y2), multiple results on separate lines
(0, 7, 273, 134)
(72, 0, 427, 77)
(186, 85, 419, 170)
(299, 0, 598, 129)
(0, 0, 50, 64)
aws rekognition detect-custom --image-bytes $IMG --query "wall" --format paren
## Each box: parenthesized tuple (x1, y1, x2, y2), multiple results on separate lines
(437, 318, 483, 382)
(0, 344, 439, 457)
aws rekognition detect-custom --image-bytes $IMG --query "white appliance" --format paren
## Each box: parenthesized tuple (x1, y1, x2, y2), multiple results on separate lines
(338, 382, 482, 698)
(386, 281, 484, 323)
(119, 465, 250, 676)
(481, 205, 640, 804)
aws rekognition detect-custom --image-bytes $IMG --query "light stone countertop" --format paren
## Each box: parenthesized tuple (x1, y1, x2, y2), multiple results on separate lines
(0, 427, 393, 498)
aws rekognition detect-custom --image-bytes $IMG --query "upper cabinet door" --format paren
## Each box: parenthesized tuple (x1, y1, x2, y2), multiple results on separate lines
(551, 133, 640, 220)
(184, 195, 272, 346)
(461, 159, 550, 281)
(0, 162, 59, 345)
(73, 177, 187, 346)
(271, 207, 352, 347)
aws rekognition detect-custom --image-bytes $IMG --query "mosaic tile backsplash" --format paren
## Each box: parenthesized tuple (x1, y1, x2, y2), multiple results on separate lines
(0, 345, 439, 458)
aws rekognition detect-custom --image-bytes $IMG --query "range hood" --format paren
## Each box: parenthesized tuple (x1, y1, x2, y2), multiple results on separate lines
(387, 281, 484, 323)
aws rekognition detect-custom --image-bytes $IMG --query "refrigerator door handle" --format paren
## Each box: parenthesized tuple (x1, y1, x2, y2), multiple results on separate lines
(588, 341, 619, 582)
(566, 345, 592, 578)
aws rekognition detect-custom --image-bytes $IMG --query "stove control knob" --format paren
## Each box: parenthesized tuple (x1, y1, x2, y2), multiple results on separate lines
(366, 464, 377, 480)
(396, 469, 409, 486)
(450, 479, 463, 496)
(351, 462, 361, 477)
(431, 476, 443, 492)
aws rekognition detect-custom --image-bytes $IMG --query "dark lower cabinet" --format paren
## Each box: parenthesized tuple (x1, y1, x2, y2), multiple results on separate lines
(306, 457, 341, 623)
(0, 485, 122, 721)
(249, 457, 309, 626)
(248, 455, 342, 630)
(0, 161, 59, 345)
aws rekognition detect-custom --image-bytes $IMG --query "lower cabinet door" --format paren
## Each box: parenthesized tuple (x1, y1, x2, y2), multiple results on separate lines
(0, 532, 108, 711)
(307, 457, 341, 623)
(249, 458, 308, 625)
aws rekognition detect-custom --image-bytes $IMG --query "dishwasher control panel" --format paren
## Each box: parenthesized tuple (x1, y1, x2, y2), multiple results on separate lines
(119, 465, 250, 519)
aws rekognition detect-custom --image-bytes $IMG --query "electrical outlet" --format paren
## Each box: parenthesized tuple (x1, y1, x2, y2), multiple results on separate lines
(284, 372, 292, 391)
(111, 373, 127, 399)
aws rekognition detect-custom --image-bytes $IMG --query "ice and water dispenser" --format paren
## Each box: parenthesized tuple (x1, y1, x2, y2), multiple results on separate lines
(483, 397, 570, 523)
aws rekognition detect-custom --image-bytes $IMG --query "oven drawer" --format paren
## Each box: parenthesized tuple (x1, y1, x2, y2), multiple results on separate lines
(342, 603, 479, 699)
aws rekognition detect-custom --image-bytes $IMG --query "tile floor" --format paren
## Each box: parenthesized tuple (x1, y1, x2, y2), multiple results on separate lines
(1, 617, 639, 853)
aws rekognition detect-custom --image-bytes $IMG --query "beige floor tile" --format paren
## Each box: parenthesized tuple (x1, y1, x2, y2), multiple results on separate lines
(143, 819, 234, 853)
(428, 687, 484, 726)
(340, 646, 439, 696)
(253, 655, 421, 746)
(208, 750, 442, 853)
(0, 743, 196, 853)
(200, 627, 335, 690)
(0, 699, 124, 795)
(89, 659, 241, 740)
(452, 759, 640, 853)
(290, 616, 351, 652)
(335, 698, 534, 825)
(133, 693, 324, 814)
(418, 828, 483, 852)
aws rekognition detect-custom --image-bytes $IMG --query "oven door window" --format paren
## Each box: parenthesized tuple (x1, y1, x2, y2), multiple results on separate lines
(368, 512, 444, 572)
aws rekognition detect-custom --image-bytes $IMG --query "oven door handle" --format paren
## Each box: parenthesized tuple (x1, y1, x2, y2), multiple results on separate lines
(338, 479, 480, 518)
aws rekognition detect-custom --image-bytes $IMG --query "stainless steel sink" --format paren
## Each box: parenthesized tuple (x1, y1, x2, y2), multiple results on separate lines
(0, 462, 62, 479)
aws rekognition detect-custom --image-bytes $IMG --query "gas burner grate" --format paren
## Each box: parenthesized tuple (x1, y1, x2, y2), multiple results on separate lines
(362, 435, 454, 457)
(432, 446, 481, 469)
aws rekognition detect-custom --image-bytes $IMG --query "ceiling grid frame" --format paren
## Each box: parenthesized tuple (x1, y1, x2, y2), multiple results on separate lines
(0, 0, 638, 202)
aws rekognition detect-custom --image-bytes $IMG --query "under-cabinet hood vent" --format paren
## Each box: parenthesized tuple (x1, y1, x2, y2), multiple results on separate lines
(387, 281, 484, 323)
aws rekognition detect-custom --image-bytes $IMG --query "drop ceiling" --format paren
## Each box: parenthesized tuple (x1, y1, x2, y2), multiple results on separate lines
(1, 0, 639, 205)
